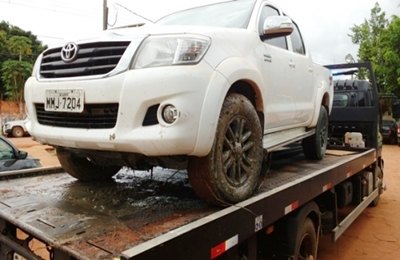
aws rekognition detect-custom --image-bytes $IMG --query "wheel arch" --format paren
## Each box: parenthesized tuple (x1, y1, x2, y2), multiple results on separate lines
(309, 91, 332, 127)
(214, 56, 265, 124)
(286, 201, 321, 256)
(321, 92, 331, 114)
(190, 62, 265, 156)
(228, 80, 265, 129)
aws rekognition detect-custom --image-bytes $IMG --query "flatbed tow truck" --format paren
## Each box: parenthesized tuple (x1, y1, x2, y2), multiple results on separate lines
(0, 63, 384, 260)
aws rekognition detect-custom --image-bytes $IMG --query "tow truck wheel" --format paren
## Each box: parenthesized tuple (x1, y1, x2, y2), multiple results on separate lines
(56, 147, 120, 181)
(12, 126, 24, 138)
(294, 217, 317, 260)
(188, 93, 263, 205)
(302, 106, 328, 160)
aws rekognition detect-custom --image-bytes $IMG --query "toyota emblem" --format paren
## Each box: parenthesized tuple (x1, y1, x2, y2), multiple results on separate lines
(61, 42, 78, 62)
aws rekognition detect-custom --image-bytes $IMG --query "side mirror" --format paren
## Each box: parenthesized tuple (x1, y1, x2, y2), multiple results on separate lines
(17, 150, 28, 159)
(263, 16, 294, 39)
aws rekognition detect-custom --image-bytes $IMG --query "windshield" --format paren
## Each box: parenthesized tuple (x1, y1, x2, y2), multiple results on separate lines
(156, 0, 256, 29)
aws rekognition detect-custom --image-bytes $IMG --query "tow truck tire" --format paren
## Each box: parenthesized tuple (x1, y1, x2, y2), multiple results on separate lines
(56, 147, 120, 181)
(188, 94, 263, 205)
(294, 218, 318, 260)
(12, 126, 24, 138)
(302, 106, 328, 160)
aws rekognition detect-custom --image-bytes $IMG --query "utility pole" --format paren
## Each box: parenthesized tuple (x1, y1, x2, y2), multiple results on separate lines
(103, 0, 108, 30)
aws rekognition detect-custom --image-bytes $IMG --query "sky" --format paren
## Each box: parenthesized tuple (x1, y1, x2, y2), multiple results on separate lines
(0, 0, 399, 65)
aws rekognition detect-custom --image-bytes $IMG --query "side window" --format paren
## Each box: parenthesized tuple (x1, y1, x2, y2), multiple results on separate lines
(0, 140, 15, 160)
(333, 94, 349, 107)
(258, 5, 288, 50)
(290, 22, 305, 55)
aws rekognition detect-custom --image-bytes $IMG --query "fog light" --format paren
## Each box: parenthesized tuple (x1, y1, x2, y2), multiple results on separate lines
(162, 105, 178, 124)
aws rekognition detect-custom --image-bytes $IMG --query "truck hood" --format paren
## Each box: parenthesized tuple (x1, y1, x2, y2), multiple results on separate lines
(51, 23, 245, 47)
(38, 23, 258, 81)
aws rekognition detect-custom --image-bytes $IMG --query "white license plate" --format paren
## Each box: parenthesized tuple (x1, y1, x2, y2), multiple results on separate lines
(45, 89, 84, 113)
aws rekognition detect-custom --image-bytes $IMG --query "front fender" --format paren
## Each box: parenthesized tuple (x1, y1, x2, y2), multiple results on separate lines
(190, 58, 265, 156)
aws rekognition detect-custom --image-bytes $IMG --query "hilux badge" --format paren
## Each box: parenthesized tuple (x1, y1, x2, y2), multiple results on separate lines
(61, 42, 78, 62)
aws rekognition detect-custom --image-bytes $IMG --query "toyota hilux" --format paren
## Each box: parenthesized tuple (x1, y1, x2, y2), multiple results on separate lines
(24, 0, 333, 205)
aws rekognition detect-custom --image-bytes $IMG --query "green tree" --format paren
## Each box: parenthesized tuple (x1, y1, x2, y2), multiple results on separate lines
(0, 31, 6, 50)
(0, 21, 46, 64)
(379, 16, 400, 96)
(349, 2, 388, 90)
(0, 21, 46, 100)
(1, 34, 33, 108)
(1, 60, 32, 106)
(7, 35, 32, 61)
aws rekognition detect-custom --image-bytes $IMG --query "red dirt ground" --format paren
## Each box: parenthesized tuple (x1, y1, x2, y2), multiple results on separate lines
(8, 137, 400, 259)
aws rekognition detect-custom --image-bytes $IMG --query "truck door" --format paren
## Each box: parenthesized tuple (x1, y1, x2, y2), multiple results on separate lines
(287, 22, 315, 125)
(258, 5, 296, 130)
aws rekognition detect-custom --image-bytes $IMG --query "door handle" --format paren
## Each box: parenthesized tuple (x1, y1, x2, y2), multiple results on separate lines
(289, 61, 296, 68)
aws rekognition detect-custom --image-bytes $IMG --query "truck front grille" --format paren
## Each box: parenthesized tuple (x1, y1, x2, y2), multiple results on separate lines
(40, 41, 130, 78)
(35, 103, 119, 129)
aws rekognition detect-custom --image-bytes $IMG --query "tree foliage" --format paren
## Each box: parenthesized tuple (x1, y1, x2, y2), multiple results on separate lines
(1, 60, 32, 103)
(349, 3, 388, 90)
(0, 21, 46, 101)
(349, 3, 400, 96)
(0, 21, 46, 64)
(379, 16, 400, 96)
(8, 35, 32, 62)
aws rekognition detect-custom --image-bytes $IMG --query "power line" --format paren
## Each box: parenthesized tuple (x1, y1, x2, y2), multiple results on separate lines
(113, 3, 154, 23)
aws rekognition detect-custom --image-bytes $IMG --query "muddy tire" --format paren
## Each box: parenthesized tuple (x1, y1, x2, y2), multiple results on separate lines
(302, 106, 328, 160)
(56, 147, 120, 181)
(294, 218, 318, 260)
(12, 126, 24, 138)
(188, 94, 263, 205)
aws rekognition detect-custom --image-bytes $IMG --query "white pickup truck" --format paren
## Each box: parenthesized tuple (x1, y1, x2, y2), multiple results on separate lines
(25, 0, 333, 205)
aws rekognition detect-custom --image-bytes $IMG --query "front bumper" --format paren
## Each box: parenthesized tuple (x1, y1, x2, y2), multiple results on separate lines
(25, 62, 227, 157)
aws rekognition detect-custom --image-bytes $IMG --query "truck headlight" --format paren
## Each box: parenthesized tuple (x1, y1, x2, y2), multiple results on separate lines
(132, 35, 211, 69)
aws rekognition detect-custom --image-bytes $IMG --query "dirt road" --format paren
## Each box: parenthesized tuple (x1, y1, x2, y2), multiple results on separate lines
(8, 137, 400, 259)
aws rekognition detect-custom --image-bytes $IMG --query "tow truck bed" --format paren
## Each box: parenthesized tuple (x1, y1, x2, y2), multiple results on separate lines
(0, 148, 376, 259)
